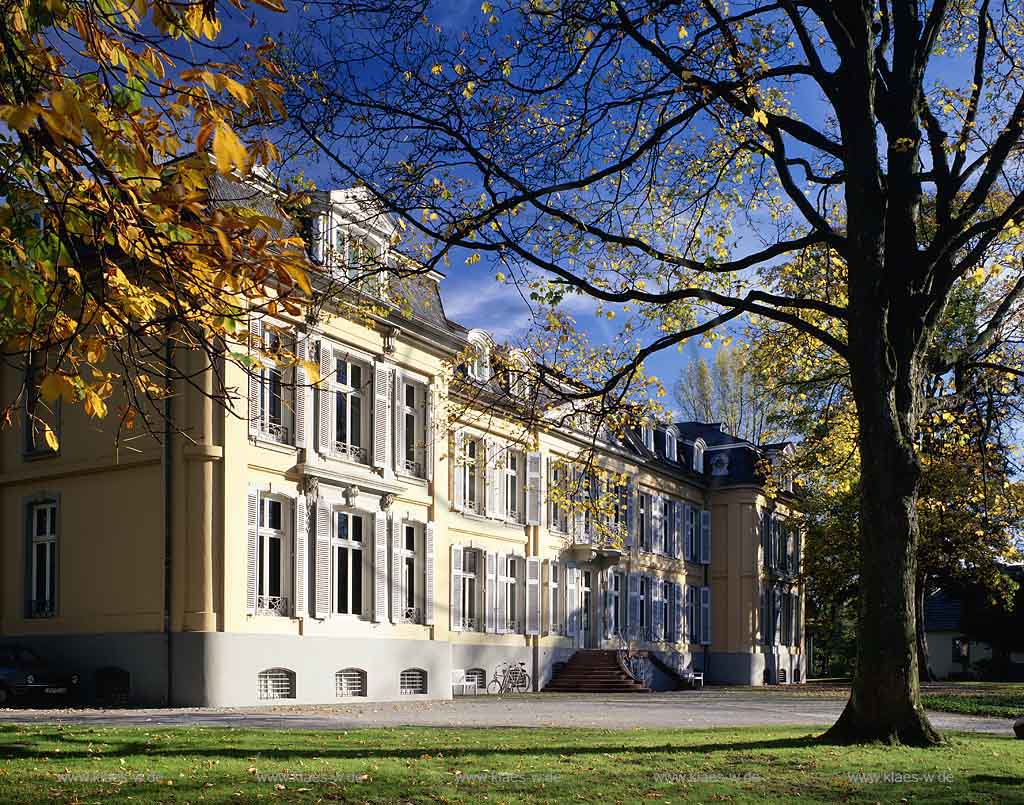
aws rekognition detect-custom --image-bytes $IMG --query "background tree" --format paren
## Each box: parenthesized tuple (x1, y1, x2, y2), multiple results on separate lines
(0, 0, 304, 444)
(279, 0, 1024, 744)
(674, 345, 782, 443)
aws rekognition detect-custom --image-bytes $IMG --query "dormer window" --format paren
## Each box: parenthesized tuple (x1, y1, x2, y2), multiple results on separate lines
(466, 330, 493, 382)
(693, 439, 705, 473)
(664, 431, 678, 462)
(641, 426, 654, 451)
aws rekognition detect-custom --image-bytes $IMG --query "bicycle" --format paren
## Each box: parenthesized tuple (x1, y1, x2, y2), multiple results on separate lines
(486, 661, 530, 694)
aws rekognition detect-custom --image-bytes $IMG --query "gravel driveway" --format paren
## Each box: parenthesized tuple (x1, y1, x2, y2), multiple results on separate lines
(0, 690, 1015, 736)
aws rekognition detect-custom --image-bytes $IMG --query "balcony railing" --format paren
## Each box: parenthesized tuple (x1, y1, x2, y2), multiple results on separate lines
(334, 441, 367, 464)
(506, 619, 520, 634)
(400, 606, 422, 624)
(27, 599, 55, 618)
(259, 421, 291, 445)
(257, 595, 289, 616)
(460, 616, 478, 631)
(402, 458, 424, 478)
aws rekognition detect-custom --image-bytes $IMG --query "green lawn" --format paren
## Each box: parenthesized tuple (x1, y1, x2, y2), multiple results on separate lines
(922, 684, 1024, 718)
(0, 724, 1020, 803)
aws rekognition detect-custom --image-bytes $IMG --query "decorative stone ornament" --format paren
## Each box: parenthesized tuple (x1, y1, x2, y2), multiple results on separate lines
(342, 484, 360, 507)
(380, 493, 395, 511)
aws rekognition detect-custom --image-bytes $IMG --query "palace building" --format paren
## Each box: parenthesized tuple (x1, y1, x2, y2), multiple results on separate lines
(0, 178, 804, 705)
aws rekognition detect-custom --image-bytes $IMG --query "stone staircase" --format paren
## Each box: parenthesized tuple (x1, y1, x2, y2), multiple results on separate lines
(543, 650, 652, 693)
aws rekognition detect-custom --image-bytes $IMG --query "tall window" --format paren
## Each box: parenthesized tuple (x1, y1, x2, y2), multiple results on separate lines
(400, 523, 419, 622)
(28, 501, 57, 618)
(401, 381, 426, 477)
(257, 330, 289, 444)
(24, 355, 59, 457)
(638, 576, 648, 638)
(333, 511, 365, 616)
(662, 499, 673, 554)
(461, 438, 480, 513)
(506, 451, 524, 522)
(506, 557, 519, 632)
(549, 464, 568, 532)
(460, 549, 479, 630)
(333, 358, 368, 463)
(641, 426, 654, 450)
(664, 432, 677, 462)
(550, 563, 563, 635)
(639, 494, 650, 551)
(257, 497, 291, 616)
(693, 440, 705, 473)
(609, 572, 623, 636)
(661, 581, 672, 641)
(686, 585, 699, 643)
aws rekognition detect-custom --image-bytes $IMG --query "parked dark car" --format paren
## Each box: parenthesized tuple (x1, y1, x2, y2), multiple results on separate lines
(0, 646, 80, 705)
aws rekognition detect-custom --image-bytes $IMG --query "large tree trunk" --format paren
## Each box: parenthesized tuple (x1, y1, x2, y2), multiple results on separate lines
(823, 308, 941, 746)
(916, 576, 935, 683)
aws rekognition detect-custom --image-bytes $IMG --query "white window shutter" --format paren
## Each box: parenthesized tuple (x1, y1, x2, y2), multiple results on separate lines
(390, 517, 403, 624)
(373, 511, 388, 622)
(526, 557, 540, 635)
(484, 439, 498, 518)
(450, 544, 463, 632)
(683, 505, 693, 561)
(372, 362, 391, 471)
(451, 432, 465, 512)
(246, 489, 258, 614)
(393, 371, 404, 473)
(425, 387, 434, 482)
(247, 317, 262, 438)
(700, 585, 712, 645)
(496, 553, 508, 633)
(485, 551, 497, 633)
(294, 493, 307, 617)
(700, 509, 712, 565)
(642, 493, 652, 551)
(317, 340, 332, 455)
(294, 336, 309, 449)
(525, 451, 542, 526)
(424, 521, 435, 625)
(773, 587, 783, 645)
(494, 442, 507, 519)
(314, 499, 331, 618)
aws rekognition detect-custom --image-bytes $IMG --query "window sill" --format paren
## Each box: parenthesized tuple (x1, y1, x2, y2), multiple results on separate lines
(251, 435, 298, 455)
(395, 471, 428, 486)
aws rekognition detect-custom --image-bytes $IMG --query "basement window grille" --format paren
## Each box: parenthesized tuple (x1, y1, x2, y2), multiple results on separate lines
(335, 668, 367, 698)
(399, 668, 427, 695)
(257, 668, 296, 700)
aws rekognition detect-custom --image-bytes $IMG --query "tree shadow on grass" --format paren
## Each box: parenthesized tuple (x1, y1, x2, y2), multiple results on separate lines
(0, 731, 825, 762)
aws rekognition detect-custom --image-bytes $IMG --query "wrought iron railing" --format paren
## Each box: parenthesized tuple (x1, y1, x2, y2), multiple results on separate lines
(259, 421, 291, 445)
(334, 441, 367, 463)
(401, 606, 422, 624)
(28, 599, 55, 618)
(460, 616, 478, 631)
(402, 458, 423, 477)
(257, 595, 289, 616)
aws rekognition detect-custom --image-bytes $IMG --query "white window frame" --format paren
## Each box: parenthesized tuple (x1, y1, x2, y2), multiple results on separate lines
(330, 355, 370, 464)
(332, 509, 368, 618)
(665, 431, 677, 462)
(549, 463, 568, 532)
(399, 521, 421, 623)
(29, 501, 57, 618)
(256, 496, 292, 617)
(693, 440, 706, 473)
(459, 548, 480, 631)
(661, 498, 672, 555)
(661, 580, 672, 642)
(504, 556, 520, 633)
(505, 450, 525, 523)
(610, 572, 623, 636)
(639, 493, 650, 552)
(400, 378, 427, 478)
(686, 584, 699, 643)
(549, 562, 564, 635)
(641, 426, 654, 451)
(461, 437, 482, 514)
(256, 328, 294, 445)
